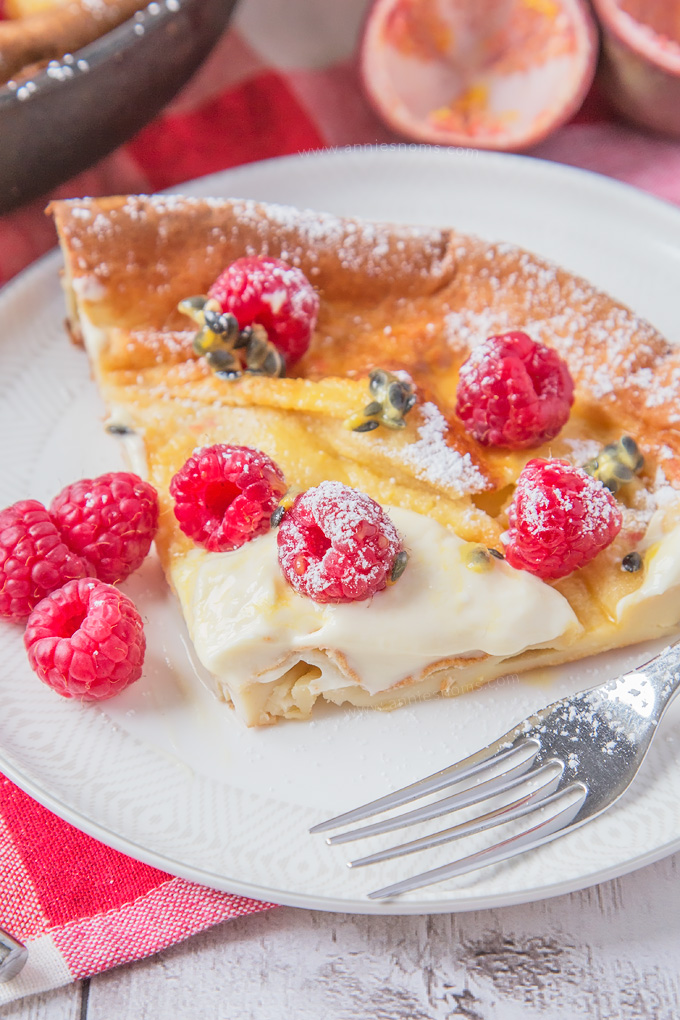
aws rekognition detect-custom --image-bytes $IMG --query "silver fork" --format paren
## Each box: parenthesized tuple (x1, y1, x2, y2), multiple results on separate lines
(311, 643, 680, 899)
(0, 929, 27, 982)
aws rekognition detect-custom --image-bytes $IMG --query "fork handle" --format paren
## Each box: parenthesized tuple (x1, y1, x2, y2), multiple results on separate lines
(0, 928, 27, 983)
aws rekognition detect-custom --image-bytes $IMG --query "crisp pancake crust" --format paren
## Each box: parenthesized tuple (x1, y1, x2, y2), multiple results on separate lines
(49, 194, 680, 725)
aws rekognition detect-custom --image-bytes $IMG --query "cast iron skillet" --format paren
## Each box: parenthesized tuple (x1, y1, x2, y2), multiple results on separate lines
(0, 0, 239, 212)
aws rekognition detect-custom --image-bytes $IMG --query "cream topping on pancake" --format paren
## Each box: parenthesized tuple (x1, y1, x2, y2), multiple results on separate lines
(171, 507, 582, 702)
(617, 507, 680, 630)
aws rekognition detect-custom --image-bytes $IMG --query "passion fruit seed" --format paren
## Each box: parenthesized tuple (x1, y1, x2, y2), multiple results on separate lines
(204, 308, 240, 339)
(177, 296, 285, 380)
(344, 368, 417, 433)
(387, 381, 407, 411)
(206, 348, 239, 372)
(178, 295, 209, 324)
(488, 547, 504, 560)
(270, 505, 286, 528)
(270, 488, 301, 528)
(192, 326, 219, 356)
(232, 326, 251, 350)
(368, 370, 387, 396)
(270, 490, 297, 530)
(371, 369, 417, 427)
(363, 401, 383, 417)
(622, 551, 643, 573)
(463, 543, 494, 572)
(243, 325, 286, 378)
(389, 549, 409, 584)
(582, 436, 644, 494)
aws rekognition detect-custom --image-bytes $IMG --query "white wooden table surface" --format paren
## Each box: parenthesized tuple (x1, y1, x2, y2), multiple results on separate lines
(3, 851, 680, 1019)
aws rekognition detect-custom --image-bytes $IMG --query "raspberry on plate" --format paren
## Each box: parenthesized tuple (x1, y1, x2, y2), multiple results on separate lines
(24, 577, 145, 701)
(277, 480, 403, 603)
(0, 500, 91, 621)
(456, 331, 574, 449)
(504, 458, 623, 580)
(50, 472, 159, 586)
(170, 444, 287, 553)
(208, 256, 319, 366)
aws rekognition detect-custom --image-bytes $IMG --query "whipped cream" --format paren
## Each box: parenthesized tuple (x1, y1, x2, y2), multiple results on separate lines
(172, 507, 581, 700)
(617, 509, 680, 631)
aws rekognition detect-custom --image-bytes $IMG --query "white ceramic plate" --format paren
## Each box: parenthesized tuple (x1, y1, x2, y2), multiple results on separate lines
(2, 148, 680, 915)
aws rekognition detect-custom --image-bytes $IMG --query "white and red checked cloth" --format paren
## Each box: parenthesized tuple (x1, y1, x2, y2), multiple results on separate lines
(2, 0, 680, 1004)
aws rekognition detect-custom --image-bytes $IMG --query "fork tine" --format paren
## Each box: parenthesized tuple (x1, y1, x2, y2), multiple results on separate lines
(327, 759, 563, 845)
(367, 782, 588, 899)
(349, 763, 564, 867)
(309, 736, 539, 834)
(346, 762, 562, 856)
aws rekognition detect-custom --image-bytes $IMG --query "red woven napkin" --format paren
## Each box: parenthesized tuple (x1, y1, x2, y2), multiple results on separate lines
(2, 0, 680, 1004)
(0, 777, 274, 1004)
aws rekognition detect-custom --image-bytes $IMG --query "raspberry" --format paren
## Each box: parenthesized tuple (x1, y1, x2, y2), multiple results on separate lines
(504, 459, 623, 580)
(170, 444, 287, 553)
(0, 500, 91, 621)
(456, 332, 574, 449)
(50, 472, 159, 585)
(208, 256, 319, 366)
(277, 481, 403, 603)
(24, 578, 145, 701)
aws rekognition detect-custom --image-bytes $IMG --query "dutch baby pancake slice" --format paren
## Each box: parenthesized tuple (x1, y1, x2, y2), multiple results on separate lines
(49, 194, 680, 725)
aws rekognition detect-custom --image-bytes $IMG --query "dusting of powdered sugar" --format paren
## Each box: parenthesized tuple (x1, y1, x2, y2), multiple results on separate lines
(445, 305, 656, 402)
(514, 469, 620, 539)
(551, 448, 680, 533)
(443, 242, 679, 414)
(394, 369, 415, 385)
(560, 437, 602, 466)
(278, 480, 401, 599)
(226, 197, 448, 277)
(91, 194, 451, 279)
(388, 402, 487, 494)
(652, 465, 680, 508)
(80, 0, 108, 14)
(445, 307, 516, 350)
(633, 362, 680, 413)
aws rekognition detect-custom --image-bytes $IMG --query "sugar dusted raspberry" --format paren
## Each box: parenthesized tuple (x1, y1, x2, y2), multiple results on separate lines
(170, 444, 287, 553)
(24, 578, 145, 701)
(208, 256, 319, 366)
(0, 500, 91, 621)
(277, 481, 403, 603)
(504, 458, 622, 580)
(456, 332, 574, 449)
(50, 472, 159, 585)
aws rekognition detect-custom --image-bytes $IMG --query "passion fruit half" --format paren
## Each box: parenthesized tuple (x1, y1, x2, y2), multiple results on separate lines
(360, 0, 599, 151)
(593, 0, 680, 138)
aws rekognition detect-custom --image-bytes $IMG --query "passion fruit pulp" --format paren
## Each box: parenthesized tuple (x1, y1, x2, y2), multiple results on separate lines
(360, 0, 598, 151)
